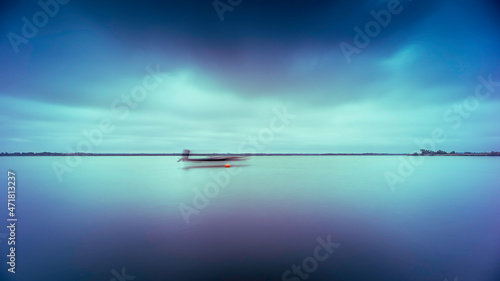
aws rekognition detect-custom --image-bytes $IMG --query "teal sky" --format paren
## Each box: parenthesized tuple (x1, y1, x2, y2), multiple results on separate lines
(1, 0, 499, 153)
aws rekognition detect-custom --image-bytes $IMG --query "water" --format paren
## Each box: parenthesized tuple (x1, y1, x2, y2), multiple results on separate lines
(0, 156, 499, 281)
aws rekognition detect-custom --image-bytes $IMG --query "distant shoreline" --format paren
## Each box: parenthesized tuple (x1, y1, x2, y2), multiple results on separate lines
(0, 153, 406, 157)
(0, 152, 499, 157)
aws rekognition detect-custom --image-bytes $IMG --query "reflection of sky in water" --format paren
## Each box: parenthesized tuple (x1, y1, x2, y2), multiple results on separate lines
(0, 156, 499, 280)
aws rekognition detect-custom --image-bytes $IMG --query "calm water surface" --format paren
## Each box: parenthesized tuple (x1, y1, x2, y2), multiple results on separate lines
(0, 156, 499, 281)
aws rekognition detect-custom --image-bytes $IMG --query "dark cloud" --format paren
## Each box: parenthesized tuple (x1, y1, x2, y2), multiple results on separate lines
(1, 0, 499, 152)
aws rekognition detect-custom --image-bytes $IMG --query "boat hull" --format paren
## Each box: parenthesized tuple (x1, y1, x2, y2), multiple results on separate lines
(181, 157, 249, 168)
(182, 161, 230, 168)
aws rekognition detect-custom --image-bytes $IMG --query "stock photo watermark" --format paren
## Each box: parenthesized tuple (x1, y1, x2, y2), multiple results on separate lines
(237, 106, 296, 154)
(178, 106, 296, 224)
(385, 74, 500, 191)
(213, 0, 243, 21)
(7, 0, 71, 54)
(339, 0, 411, 63)
(51, 65, 166, 182)
(282, 235, 340, 281)
(6, 170, 17, 274)
(110, 267, 135, 281)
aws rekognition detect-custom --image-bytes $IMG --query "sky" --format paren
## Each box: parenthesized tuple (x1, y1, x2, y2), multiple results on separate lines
(1, 0, 499, 153)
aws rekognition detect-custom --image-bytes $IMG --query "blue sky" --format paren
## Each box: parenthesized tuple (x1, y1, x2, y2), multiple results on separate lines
(1, 0, 499, 153)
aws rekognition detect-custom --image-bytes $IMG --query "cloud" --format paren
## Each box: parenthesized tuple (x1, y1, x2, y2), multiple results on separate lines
(1, 0, 499, 153)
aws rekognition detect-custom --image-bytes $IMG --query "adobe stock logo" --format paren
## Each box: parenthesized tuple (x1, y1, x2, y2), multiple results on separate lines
(179, 106, 296, 224)
(7, 0, 71, 54)
(385, 74, 500, 192)
(213, 0, 243, 21)
(339, 0, 411, 63)
(281, 235, 340, 281)
(52, 65, 165, 182)
(109, 267, 135, 281)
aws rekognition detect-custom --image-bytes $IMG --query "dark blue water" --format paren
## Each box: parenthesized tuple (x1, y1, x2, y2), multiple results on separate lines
(0, 156, 499, 280)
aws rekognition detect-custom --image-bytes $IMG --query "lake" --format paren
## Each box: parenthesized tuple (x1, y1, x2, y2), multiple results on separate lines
(0, 156, 499, 281)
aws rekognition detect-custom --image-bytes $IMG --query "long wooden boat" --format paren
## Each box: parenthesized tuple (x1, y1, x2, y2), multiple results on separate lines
(177, 149, 248, 167)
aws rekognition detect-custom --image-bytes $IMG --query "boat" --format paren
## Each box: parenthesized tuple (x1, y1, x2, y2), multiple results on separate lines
(177, 149, 248, 168)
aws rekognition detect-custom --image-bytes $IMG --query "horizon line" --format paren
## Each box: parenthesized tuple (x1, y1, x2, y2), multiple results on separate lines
(1, 151, 499, 156)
